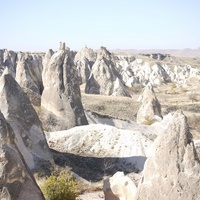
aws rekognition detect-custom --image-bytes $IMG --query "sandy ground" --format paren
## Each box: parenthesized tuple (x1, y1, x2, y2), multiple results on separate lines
(76, 191, 104, 200)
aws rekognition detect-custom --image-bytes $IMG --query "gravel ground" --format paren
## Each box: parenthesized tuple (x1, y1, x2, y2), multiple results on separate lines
(76, 191, 104, 200)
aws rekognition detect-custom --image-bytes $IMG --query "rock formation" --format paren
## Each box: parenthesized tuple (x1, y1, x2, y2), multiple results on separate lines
(137, 83, 162, 124)
(75, 57, 91, 84)
(135, 111, 200, 200)
(0, 111, 45, 200)
(0, 74, 53, 171)
(85, 47, 131, 97)
(0, 49, 17, 76)
(118, 58, 170, 87)
(15, 52, 43, 106)
(103, 171, 137, 200)
(41, 43, 88, 131)
(74, 45, 96, 64)
(1, 47, 199, 92)
(74, 46, 96, 84)
(45, 124, 152, 172)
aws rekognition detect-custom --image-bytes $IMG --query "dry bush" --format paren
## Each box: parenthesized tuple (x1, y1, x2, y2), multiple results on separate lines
(41, 168, 79, 200)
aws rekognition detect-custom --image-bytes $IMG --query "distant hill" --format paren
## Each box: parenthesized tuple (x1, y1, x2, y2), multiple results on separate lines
(111, 49, 200, 57)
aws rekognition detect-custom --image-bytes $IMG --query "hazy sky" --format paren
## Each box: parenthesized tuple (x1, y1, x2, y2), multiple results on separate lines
(1, 0, 200, 51)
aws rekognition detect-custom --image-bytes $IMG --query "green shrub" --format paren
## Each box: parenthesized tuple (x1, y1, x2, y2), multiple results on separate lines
(41, 170, 79, 200)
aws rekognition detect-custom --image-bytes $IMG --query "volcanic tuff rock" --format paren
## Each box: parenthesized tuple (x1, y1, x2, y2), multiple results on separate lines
(74, 46, 95, 84)
(0, 49, 17, 77)
(0, 112, 45, 200)
(15, 52, 43, 106)
(74, 45, 96, 63)
(16, 52, 43, 94)
(166, 64, 200, 86)
(45, 124, 152, 172)
(116, 58, 170, 87)
(137, 83, 162, 124)
(75, 57, 91, 84)
(103, 171, 137, 200)
(85, 47, 131, 96)
(135, 111, 200, 200)
(41, 43, 88, 131)
(0, 74, 53, 171)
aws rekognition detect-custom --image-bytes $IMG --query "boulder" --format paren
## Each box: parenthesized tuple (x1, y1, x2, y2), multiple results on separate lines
(41, 43, 88, 131)
(103, 171, 137, 200)
(0, 74, 53, 171)
(135, 111, 200, 200)
(85, 47, 130, 97)
(137, 83, 162, 124)
(0, 111, 45, 200)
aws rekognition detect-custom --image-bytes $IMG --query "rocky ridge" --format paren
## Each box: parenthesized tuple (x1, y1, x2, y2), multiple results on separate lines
(0, 46, 200, 100)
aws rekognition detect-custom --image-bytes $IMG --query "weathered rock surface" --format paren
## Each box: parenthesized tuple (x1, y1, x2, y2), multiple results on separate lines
(75, 57, 91, 84)
(137, 84, 162, 124)
(74, 46, 95, 84)
(116, 54, 200, 87)
(0, 49, 17, 77)
(74, 46, 96, 63)
(1, 47, 199, 95)
(0, 112, 45, 200)
(103, 171, 137, 200)
(41, 43, 88, 131)
(116, 57, 170, 87)
(15, 52, 43, 106)
(45, 124, 152, 172)
(85, 47, 130, 97)
(135, 111, 200, 200)
(0, 74, 53, 171)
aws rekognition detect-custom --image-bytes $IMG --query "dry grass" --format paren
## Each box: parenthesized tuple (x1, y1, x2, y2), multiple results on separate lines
(81, 83, 200, 139)
(82, 93, 140, 121)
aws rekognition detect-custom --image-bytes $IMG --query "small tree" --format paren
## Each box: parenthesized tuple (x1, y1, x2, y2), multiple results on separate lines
(41, 170, 79, 200)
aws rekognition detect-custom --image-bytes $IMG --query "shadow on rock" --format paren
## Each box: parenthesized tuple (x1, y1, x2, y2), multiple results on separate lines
(51, 149, 146, 182)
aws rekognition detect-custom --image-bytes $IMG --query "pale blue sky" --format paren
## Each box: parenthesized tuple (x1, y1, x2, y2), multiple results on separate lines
(1, 0, 200, 51)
